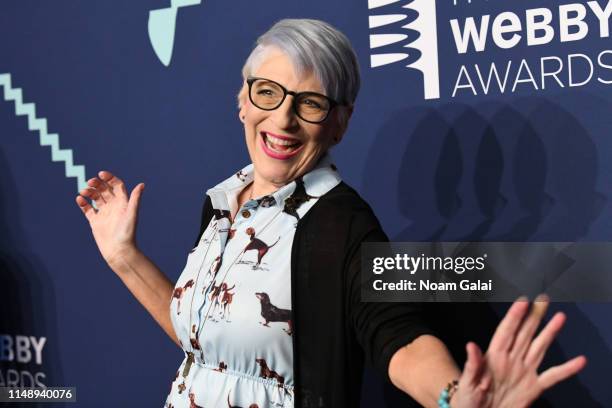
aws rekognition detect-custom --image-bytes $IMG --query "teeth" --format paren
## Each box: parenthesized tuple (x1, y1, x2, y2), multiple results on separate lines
(266, 138, 292, 152)
(266, 133, 300, 146)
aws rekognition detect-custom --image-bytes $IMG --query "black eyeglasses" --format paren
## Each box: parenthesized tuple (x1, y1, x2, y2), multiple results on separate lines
(246, 77, 341, 124)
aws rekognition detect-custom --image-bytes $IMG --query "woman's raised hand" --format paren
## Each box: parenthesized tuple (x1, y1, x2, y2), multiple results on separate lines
(75, 171, 145, 267)
(452, 296, 587, 408)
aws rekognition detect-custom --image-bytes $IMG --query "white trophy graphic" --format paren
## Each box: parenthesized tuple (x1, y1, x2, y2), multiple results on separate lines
(369, 0, 440, 100)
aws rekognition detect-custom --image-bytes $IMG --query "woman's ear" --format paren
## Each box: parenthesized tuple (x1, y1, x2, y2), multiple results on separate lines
(344, 105, 354, 126)
(237, 83, 248, 123)
(331, 105, 354, 146)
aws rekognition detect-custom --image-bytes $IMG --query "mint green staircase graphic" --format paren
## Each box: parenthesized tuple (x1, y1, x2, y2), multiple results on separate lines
(0, 73, 87, 192)
(148, 0, 202, 66)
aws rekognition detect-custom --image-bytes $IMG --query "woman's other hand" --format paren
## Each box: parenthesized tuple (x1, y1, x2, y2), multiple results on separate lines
(75, 171, 145, 267)
(452, 296, 587, 408)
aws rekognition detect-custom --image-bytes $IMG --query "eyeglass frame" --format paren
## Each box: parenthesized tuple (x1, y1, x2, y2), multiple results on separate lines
(246, 76, 343, 124)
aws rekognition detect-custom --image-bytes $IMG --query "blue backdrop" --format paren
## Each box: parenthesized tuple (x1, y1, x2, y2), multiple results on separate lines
(1, 1, 611, 406)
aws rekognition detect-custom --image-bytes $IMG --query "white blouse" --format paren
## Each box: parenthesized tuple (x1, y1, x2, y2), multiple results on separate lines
(164, 155, 341, 408)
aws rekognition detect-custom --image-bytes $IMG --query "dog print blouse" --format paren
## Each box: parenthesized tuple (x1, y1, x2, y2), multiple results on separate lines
(164, 155, 341, 408)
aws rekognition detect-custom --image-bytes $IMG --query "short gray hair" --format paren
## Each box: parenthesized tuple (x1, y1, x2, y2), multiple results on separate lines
(240, 19, 360, 110)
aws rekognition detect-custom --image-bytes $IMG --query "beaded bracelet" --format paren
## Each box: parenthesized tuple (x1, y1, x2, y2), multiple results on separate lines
(437, 379, 459, 408)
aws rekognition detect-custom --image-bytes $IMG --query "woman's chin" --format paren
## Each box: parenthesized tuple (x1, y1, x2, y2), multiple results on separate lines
(255, 167, 295, 187)
(253, 150, 302, 183)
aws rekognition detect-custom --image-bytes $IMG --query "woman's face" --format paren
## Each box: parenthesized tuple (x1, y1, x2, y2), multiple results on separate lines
(239, 49, 347, 190)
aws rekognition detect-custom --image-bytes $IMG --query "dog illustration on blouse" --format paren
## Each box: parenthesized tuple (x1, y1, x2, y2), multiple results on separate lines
(204, 255, 223, 290)
(214, 361, 227, 372)
(220, 283, 236, 322)
(242, 227, 280, 269)
(188, 390, 203, 408)
(255, 292, 293, 335)
(172, 279, 195, 315)
(177, 381, 186, 394)
(255, 358, 285, 388)
(209, 282, 235, 321)
(236, 170, 248, 182)
(283, 177, 317, 222)
(213, 208, 231, 221)
(189, 337, 201, 351)
(200, 220, 217, 246)
(227, 390, 259, 408)
(189, 336, 205, 361)
(208, 281, 223, 318)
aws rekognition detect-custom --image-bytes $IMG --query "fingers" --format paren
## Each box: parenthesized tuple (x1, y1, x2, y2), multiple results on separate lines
(489, 297, 530, 353)
(99, 171, 128, 199)
(510, 295, 550, 360)
(84, 170, 130, 204)
(79, 186, 105, 206)
(538, 355, 587, 389)
(127, 183, 145, 214)
(75, 195, 95, 221)
(524, 312, 566, 368)
(77, 171, 136, 216)
(86, 171, 120, 203)
(461, 342, 485, 386)
(478, 370, 492, 393)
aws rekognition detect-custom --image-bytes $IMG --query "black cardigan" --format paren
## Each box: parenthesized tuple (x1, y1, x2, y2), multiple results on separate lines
(195, 181, 433, 407)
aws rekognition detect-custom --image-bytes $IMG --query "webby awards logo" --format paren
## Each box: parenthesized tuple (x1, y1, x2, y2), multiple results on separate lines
(369, 0, 612, 100)
(368, 0, 440, 99)
(1, 335, 47, 387)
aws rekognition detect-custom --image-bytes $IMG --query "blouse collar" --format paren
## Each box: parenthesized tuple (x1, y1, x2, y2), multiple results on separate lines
(206, 154, 342, 215)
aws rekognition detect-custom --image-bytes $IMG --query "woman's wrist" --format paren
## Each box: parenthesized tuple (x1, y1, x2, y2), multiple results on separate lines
(106, 245, 142, 275)
(438, 379, 459, 408)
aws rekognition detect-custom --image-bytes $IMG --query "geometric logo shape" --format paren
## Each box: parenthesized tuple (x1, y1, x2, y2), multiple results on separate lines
(0, 73, 88, 192)
(148, 0, 202, 67)
(368, 0, 440, 100)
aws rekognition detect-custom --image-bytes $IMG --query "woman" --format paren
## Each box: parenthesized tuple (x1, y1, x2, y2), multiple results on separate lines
(75, 19, 586, 408)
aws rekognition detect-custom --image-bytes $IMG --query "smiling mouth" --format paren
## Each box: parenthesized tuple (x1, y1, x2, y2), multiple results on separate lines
(260, 132, 304, 158)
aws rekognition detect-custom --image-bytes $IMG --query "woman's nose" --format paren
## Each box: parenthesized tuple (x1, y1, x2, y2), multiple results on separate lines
(270, 96, 299, 130)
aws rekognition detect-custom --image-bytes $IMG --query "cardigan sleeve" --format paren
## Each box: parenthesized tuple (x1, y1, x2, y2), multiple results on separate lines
(346, 205, 436, 383)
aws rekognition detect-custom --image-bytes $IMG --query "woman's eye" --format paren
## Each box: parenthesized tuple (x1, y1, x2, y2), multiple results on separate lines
(301, 98, 322, 109)
(257, 88, 277, 97)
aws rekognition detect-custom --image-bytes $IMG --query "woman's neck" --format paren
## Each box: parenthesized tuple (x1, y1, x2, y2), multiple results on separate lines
(250, 180, 283, 199)
(235, 178, 281, 215)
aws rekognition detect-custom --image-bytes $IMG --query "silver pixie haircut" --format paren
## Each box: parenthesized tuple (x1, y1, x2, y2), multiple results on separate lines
(240, 19, 360, 108)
